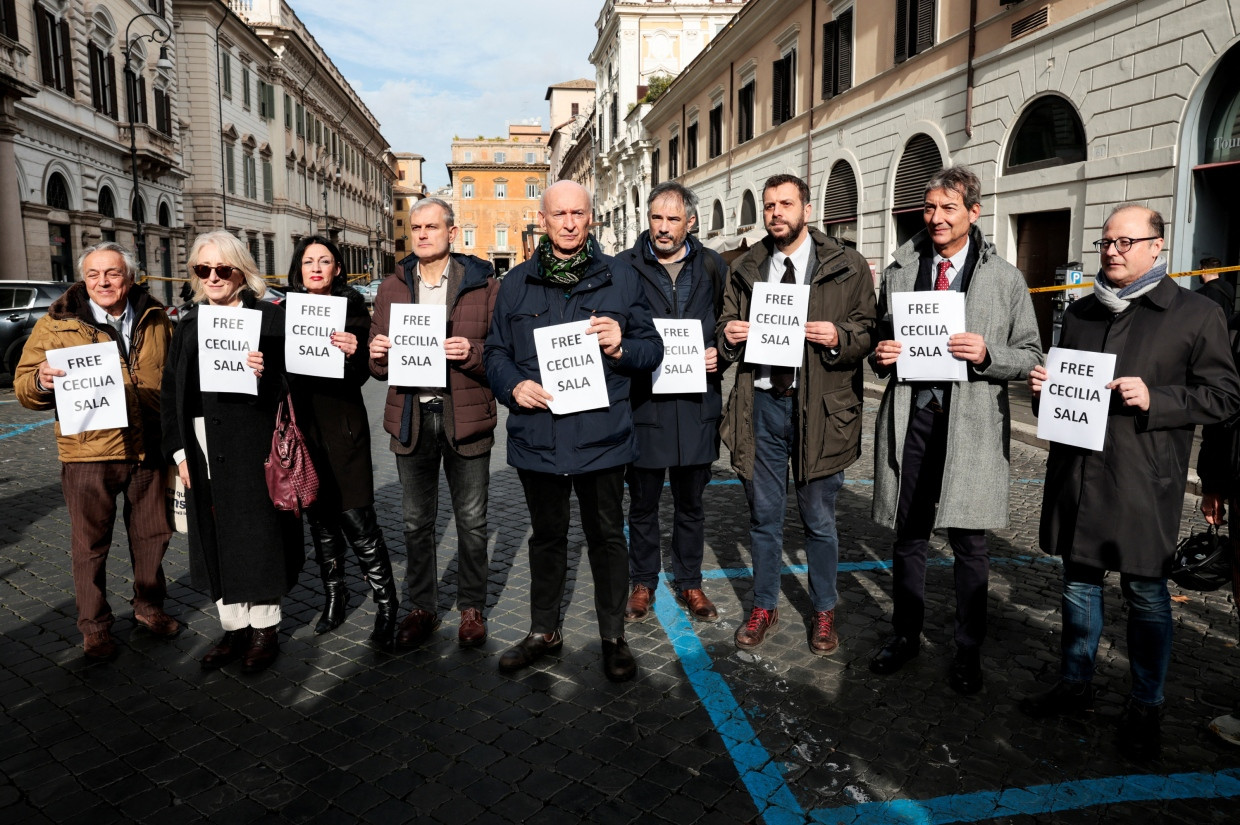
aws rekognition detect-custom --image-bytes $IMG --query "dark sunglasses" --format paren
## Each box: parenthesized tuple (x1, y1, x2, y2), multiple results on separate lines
(192, 264, 244, 279)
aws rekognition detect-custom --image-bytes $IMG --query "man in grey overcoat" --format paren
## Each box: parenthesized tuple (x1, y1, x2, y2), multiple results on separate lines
(1021, 204, 1240, 762)
(869, 165, 1041, 695)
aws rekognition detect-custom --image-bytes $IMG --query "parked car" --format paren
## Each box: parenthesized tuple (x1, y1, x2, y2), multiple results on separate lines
(1, 280, 74, 376)
(354, 278, 385, 306)
(262, 286, 286, 306)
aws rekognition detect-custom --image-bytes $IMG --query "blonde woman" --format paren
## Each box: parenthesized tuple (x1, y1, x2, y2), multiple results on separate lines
(161, 231, 303, 673)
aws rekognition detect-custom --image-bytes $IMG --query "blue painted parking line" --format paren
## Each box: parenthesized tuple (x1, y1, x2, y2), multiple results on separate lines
(0, 419, 54, 441)
(655, 558, 1236, 822)
(699, 554, 1061, 581)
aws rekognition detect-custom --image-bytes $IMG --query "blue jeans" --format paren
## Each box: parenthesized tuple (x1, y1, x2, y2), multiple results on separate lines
(396, 406, 491, 612)
(742, 390, 843, 613)
(1060, 562, 1172, 706)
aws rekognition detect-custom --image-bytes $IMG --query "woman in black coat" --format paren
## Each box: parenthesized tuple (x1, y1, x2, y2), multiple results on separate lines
(287, 236, 398, 650)
(162, 231, 303, 673)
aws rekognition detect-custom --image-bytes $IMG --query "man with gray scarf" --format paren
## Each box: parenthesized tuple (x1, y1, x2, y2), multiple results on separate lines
(1022, 204, 1240, 762)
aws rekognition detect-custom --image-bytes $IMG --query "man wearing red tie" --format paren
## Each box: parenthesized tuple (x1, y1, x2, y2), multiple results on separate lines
(868, 165, 1041, 694)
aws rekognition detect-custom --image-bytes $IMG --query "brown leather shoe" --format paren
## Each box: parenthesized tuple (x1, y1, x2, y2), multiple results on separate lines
(458, 608, 487, 648)
(201, 628, 249, 670)
(240, 626, 280, 673)
(624, 584, 655, 622)
(83, 631, 119, 661)
(395, 609, 440, 649)
(809, 609, 839, 656)
(134, 609, 182, 638)
(675, 588, 719, 622)
(735, 607, 779, 649)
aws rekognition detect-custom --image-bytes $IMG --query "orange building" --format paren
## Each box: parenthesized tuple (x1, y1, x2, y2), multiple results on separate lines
(447, 124, 549, 276)
(392, 153, 427, 261)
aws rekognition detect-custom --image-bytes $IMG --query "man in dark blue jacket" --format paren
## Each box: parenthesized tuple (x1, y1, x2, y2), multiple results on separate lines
(617, 182, 726, 624)
(484, 180, 663, 682)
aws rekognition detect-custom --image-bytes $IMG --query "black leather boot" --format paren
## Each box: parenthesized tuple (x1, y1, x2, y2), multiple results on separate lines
(341, 506, 398, 652)
(310, 515, 348, 635)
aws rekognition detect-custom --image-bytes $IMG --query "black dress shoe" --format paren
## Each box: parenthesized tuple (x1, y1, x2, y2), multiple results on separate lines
(949, 647, 983, 695)
(601, 637, 636, 682)
(240, 626, 280, 674)
(201, 629, 250, 670)
(1019, 680, 1095, 719)
(498, 631, 563, 673)
(869, 634, 920, 675)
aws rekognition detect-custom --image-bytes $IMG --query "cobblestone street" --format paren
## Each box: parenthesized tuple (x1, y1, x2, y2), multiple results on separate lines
(2, 377, 1238, 824)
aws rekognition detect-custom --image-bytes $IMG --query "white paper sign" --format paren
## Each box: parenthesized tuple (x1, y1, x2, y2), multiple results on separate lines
(744, 282, 810, 367)
(653, 319, 707, 394)
(533, 320, 609, 415)
(46, 342, 127, 436)
(892, 291, 968, 382)
(197, 304, 261, 395)
(285, 293, 346, 378)
(1037, 346, 1116, 451)
(387, 303, 447, 388)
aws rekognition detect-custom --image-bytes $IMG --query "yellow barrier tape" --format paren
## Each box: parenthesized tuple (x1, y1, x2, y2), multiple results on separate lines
(1027, 265, 1240, 294)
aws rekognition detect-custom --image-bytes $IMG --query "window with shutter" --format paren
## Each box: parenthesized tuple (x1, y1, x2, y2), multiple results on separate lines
(1, 0, 18, 41)
(892, 134, 943, 212)
(221, 51, 231, 97)
(709, 104, 723, 158)
(226, 146, 235, 194)
(772, 51, 795, 125)
(737, 80, 755, 143)
(650, 149, 660, 187)
(36, 5, 73, 94)
(823, 10, 854, 100)
(668, 136, 679, 178)
(263, 161, 273, 204)
(126, 70, 148, 125)
(686, 122, 698, 170)
(896, 0, 935, 64)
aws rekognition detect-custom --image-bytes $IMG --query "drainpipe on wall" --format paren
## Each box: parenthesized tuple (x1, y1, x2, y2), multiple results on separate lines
(806, 0, 817, 187)
(727, 61, 734, 197)
(965, 0, 978, 139)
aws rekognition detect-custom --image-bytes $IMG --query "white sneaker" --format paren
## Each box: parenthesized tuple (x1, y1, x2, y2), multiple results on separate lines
(1208, 713, 1240, 746)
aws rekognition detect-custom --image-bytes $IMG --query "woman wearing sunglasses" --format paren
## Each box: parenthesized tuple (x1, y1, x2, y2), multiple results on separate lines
(161, 231, 303, 673)
(286, 236, 399, 650)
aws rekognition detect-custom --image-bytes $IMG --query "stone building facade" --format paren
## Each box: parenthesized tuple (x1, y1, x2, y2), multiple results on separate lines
(546, 77, 595, 184)
(644, 0, 1240, 347)
(589, 0, 748, 253)
(4, 0, 185, 303)
(391, 151, 426, 261)
(447, 123, 549, 276)
(178, 0, 394, 283)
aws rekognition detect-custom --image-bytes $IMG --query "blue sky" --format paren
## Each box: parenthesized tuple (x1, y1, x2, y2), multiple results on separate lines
(293, 1, 601, 189)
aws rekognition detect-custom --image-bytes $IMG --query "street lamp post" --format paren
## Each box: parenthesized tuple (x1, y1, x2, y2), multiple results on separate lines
(124, 12, 172, 277)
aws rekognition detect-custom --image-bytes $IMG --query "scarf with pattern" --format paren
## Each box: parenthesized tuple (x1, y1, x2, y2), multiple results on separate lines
(538, 235, 593, 288)
(1093, 257, 1167, 314)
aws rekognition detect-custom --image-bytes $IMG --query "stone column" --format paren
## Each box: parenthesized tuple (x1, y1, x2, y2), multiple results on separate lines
(0, 117, 29, 279)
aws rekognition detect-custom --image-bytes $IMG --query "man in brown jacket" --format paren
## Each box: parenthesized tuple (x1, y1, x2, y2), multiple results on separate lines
(15, 242, 177, 660)
(717, 174, 876, 656)
(369, 198, 499, 649)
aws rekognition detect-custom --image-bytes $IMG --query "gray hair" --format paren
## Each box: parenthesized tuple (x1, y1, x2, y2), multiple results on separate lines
(77, 242, 138, 281)
(410, 197, 455, 227)
(1107, 202, 1165, 239)
(647, 181, 698, 220)
(924, 165, 982, 210)
(539, 180, 594, 214)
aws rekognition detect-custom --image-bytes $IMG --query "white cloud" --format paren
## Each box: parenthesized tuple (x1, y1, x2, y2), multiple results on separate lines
(290, 0, 600, 187)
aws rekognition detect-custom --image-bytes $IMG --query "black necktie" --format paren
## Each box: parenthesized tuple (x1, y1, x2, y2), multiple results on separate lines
(770, 258, 796, 393)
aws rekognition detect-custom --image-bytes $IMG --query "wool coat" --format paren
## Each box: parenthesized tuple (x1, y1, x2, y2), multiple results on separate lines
(288, 284, 374, 512)
(16, 282, 171, 464)
(871, 226, 1043, 530)
(1040, 276, 1240, 577)
(716, 227, 877, 483)
(369, 253, 498, 457)
(161, 294, 303, 603)
(484, 237, 664, 475)
(1198, 313, 1240, 496)
(618, 230, 726, 469)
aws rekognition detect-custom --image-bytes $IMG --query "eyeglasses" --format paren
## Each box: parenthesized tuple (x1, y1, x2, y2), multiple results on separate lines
(192, 264, 244, 279)
(1091, 237, 1159, 254)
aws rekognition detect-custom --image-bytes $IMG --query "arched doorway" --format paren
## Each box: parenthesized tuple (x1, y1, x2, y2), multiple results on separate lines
(739, 190, 756, 229)
(1006, 94, 1086, 349)
(1179, 43, 1240, 281)
(891, 134, 942, 247)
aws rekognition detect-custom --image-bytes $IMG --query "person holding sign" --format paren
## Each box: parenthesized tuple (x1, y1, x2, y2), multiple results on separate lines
(15, 242, 176, 661)
(287, 236, 400, 650)
(617, 181, 727, 624)
(161, 232, 303, 674)
(717, 174, 876, 657)
(868, 166, 1041, 695)
(369, 198, 499, 651)
(484, 181, 663, 682)
(1021, 205, 1240, 762)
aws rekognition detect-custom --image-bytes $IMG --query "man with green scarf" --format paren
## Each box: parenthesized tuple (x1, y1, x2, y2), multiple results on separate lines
(484, 181, 664, 682)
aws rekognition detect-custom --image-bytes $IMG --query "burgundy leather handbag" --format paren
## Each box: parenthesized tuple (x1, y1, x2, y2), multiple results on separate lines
(265, 391, 319, 517)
